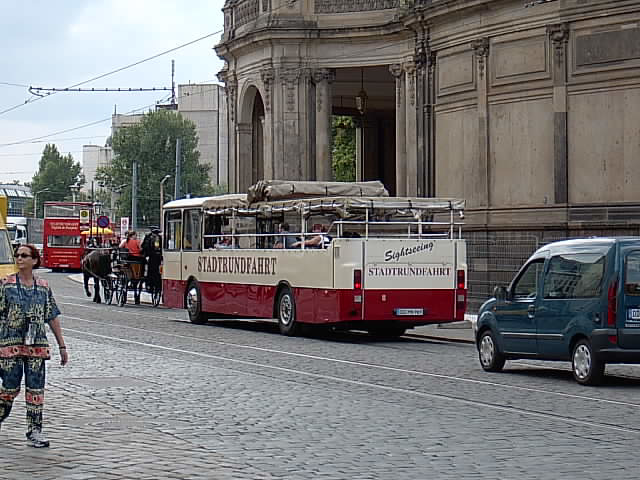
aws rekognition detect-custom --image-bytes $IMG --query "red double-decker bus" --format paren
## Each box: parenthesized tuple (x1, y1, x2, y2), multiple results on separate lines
(42, 201, 93, 271)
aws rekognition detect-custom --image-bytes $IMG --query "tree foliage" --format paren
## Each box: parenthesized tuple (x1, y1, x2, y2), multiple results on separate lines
(96, 109, 215, 227)
(30, 144, 84, 217)
(331, 116, 356, 182)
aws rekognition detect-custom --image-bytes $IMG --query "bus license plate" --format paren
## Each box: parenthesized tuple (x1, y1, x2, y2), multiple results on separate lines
(628, 308, 640, 320)
(394, 308, 424, 316)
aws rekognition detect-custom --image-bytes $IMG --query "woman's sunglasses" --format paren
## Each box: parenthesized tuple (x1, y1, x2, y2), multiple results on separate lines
(16, 253, 32, 259)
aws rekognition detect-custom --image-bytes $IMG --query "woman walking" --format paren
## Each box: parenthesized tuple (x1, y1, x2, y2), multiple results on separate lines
(0, 244, 68, 448)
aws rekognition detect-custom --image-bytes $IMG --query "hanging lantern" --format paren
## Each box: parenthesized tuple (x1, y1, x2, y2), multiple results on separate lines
(355, 67, 367, 115)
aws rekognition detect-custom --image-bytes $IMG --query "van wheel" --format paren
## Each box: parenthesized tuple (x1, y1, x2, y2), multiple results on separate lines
(277, 287, 300, 336)
(572, 339, 605, 386)
(186, 281, 207, 324)
(478, 330, 505, 372)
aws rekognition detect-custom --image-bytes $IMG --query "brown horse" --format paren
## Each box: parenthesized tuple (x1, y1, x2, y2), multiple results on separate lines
(82, 249, 112, 303)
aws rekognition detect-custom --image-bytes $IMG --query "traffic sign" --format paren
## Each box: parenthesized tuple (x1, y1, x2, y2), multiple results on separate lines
(97, 215, 110, 228)
(121, 217, 130, 235)
(79, 209, 90, 227)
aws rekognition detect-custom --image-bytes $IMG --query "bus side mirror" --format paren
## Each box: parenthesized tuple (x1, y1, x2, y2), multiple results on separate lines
(493, 285, 508, 302)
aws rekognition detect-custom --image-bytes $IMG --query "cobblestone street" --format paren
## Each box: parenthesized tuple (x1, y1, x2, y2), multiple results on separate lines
(1, 271, 640, 479)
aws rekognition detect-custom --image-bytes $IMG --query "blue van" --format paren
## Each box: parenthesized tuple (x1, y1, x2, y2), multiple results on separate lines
(476, 238, 640, 385)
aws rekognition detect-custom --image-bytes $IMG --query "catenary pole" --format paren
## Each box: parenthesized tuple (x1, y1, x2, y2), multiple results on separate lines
(175, 138, 181, 200)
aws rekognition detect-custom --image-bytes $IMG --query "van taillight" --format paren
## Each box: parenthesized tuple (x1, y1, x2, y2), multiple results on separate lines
(457, 269, 465, 290)
(353, 269, 362, 290)
(607, 280, 618, 327)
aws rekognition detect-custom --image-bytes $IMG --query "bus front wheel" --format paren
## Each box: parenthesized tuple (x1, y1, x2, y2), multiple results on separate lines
(277, 287, 300, 336)
(186, 281, 207, 325)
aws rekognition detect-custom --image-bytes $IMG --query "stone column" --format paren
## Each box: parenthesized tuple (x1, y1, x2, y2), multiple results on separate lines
(261, 68, 275, 180)
(472, 38, 490, 208)
(404, 59, 418, 196)
(313, 68, 335, 181)
(426, 52, 437, 198)
(236, 123, 252, 192)
(390, 63, 406, 196)
(355, 118, 363, 182)
(548, 23, 570, 205)
(226, 76, 238, 192)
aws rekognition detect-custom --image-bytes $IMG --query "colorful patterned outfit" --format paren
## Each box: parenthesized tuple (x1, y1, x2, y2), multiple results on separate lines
(0, 274, 60, 433)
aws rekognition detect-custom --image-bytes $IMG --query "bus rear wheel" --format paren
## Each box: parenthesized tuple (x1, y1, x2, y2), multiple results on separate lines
(186, 281, 207, 324)
(277, 287, 300, 336)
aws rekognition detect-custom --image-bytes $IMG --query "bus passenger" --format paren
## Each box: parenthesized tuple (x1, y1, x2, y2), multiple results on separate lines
(119, 231, 144, 304)
(274, 223, 295, 249)
(216, 236, 232, 249)
(292, 224, 332, 249)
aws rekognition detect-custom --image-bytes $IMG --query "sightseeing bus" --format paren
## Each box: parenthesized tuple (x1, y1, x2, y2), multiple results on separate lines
(162, 180, 467, 336)
(42, 201, 93, 270)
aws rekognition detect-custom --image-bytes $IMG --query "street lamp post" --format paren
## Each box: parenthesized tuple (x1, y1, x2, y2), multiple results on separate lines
(33, 188, 50, 218)
(160, 175, 172, 228)
(69, 184, 81, 202)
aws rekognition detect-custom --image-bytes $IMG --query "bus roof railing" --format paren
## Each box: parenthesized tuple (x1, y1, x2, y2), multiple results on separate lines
(184, 196, 465, 217)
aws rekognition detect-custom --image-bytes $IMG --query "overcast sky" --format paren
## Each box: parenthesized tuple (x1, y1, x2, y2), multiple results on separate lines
(0, 0, 225, 185)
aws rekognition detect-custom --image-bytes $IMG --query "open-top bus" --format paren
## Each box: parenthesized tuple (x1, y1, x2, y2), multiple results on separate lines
(162, 180, 467, 336)
(42, 201, 93, 270)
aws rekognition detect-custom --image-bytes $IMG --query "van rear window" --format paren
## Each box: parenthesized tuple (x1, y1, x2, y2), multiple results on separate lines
(625, 252, 640, 295)
(543, 253, 605, 299)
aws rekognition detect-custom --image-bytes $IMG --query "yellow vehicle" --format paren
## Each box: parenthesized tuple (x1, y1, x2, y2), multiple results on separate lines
(0, 195, 18, 276)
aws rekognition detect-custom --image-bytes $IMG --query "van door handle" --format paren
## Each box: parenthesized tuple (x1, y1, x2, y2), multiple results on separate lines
(528, 305, 536, 319)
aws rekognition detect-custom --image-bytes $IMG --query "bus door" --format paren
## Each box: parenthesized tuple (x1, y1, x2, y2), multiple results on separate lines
(163, 210, 183, 308)
(362, 239, 458, 322)
(182, 208, 202, 281)
(332, 238, 365, 321)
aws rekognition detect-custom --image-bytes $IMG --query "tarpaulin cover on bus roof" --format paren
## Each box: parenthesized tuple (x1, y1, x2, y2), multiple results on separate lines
(247, 180, 389, 204)
(201, 194, 248, 210)
(250, 196, 465, 218)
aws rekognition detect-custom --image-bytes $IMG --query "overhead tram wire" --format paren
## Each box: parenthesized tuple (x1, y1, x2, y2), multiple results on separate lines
(0, 39, 412, 150)
(0, 29, 222, 118)
(1, 2, 513, 150)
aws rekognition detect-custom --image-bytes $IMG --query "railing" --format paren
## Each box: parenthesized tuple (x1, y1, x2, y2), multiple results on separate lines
(234, 0, 259, 28)
(314, 0, 401, 13)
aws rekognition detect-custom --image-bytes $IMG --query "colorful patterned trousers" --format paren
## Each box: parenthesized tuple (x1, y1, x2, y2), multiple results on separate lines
(0, 357, 46, 433)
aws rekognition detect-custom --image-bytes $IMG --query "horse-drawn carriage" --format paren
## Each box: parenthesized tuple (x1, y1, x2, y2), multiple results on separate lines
(83, 247, 162, 307)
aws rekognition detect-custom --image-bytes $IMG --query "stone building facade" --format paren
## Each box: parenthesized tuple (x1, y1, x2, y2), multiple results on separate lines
(216, 0, 640, 308)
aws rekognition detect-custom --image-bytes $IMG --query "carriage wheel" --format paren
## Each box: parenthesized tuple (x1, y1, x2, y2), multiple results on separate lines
(117, 273, 128, 306)
(101, 278, 114, 305)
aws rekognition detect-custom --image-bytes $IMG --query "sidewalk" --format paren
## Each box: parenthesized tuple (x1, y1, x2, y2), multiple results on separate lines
(410, 313, 476, 344)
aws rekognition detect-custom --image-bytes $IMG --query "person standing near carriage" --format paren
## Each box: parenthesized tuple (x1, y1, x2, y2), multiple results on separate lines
(0, 244, 68, 448)
(141, 227, 162, 295)
(119, 231, 144, 305)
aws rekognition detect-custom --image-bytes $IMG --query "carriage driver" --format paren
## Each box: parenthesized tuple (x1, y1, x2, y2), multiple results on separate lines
(142, 227, 162, 293)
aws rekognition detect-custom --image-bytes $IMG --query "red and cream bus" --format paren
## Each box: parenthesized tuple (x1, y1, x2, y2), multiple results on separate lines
(42, 201, 92, 271)
(162, 180, 467, 336)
